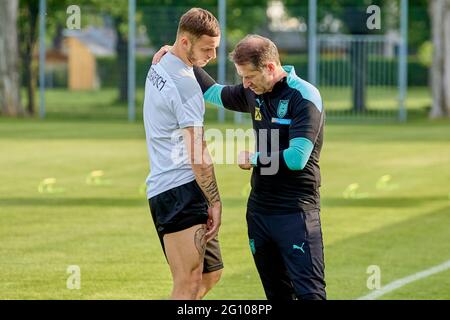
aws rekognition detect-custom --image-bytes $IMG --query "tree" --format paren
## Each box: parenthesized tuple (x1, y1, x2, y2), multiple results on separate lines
(19, 0, 128, 104)
(18, 0, 71, 116)
(139, 0, 268, 83)
(18, 0, 39, 116)
(113, 13, 129, 103)
(284, 0, 386, 113)
(409, 0, 430, 54)
(0, 0, 24, 116)
(429, 0, 450, 118)
(76, 0, 129, 102)
(140, 0, 269, 48)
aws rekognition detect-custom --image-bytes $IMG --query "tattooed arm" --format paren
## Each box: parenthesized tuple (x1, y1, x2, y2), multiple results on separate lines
(183, 126, 221, 241)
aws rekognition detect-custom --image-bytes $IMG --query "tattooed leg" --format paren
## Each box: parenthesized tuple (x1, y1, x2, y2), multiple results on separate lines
(163, 224, 207, 300)
(194, 225, 207, 258)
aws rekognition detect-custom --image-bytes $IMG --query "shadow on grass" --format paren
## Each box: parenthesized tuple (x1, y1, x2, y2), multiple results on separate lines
(0, 197, 146, 207)
(213, 204, 450, 299)
(221, 196, 449, 210)
(1, 196, 251, 208)
(325, 205, 450, 299)
(322, 196, 449, 208)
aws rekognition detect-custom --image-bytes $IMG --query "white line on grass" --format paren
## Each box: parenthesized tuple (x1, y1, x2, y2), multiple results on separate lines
(358, 259, 450, 300)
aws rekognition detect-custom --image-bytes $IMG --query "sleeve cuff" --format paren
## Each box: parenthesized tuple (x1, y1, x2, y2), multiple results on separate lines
(250, 152, 259, 167)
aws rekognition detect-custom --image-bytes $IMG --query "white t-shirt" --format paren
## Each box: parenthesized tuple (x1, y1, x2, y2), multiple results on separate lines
(143, 52, 204, 199)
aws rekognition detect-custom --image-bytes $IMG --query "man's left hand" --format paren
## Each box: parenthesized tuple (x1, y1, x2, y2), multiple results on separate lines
(238, 151, 254, 170)
(152, 45, 172, 65)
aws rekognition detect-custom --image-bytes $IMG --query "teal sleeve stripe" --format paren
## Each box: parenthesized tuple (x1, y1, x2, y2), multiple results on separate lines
(282, 137, 314, 171)
(250, 152, 260, 167)
(284, 65, 323, 112)
(204, 84, 225, 108)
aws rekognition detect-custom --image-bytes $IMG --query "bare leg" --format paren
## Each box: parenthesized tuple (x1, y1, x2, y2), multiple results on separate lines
(163, 224, 207, 300)
(196, 269, 223, 299)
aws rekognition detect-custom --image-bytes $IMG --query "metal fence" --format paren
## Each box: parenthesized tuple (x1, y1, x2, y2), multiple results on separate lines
(36, 0, 409, 123)
(317, 35, 401, 120)
(308, 0, 409, 121)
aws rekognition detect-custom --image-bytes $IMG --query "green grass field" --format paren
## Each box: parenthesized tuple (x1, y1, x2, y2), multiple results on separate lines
(1, 88, 449, 300)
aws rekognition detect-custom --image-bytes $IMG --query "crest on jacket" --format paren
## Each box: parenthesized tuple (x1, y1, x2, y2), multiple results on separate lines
(277, 100, 289, 118)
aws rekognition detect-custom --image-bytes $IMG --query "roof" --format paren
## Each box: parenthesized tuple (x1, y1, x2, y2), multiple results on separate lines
(64, 27, 116, 57)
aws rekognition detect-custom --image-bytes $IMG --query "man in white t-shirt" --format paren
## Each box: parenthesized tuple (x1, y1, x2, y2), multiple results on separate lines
(143, 8, 223, 300)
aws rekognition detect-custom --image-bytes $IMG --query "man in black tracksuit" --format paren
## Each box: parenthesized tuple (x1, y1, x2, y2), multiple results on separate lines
(193, 35, 326, 300)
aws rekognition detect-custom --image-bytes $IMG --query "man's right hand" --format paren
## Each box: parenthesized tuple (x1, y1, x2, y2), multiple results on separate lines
(152, 45, 172, 65)
(205, 201, 222, 242)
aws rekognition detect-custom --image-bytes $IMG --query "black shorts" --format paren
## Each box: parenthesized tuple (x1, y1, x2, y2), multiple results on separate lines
(149, 180, 223, 273)
(247, 208, 326, 300)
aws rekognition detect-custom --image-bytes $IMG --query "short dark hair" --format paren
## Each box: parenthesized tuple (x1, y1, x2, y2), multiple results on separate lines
(229, 35, 281, 69)
(177, 8, 220, 40)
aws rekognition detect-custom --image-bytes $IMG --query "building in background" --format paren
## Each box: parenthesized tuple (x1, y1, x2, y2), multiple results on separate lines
(64, 27, 115, 90)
